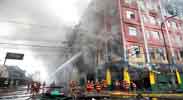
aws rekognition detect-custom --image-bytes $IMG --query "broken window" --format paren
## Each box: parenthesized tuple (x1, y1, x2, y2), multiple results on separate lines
(129, 45, 141, 58)
(126, 10, 135, 19)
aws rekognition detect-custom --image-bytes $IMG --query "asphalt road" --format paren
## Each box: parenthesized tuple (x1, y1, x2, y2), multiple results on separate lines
(0, 86, 31, 100)
(0, 87, 183, 100)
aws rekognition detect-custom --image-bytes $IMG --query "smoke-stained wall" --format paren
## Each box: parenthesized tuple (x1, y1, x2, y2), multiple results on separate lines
(65, 0, 122, 75)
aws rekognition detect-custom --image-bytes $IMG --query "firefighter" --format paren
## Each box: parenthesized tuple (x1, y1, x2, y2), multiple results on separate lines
(31, 81, 37, 96)
(30, 81, 34, 96)
(102, 80, 108, 90)
(95, 81, 102, 93)
(37, 82, 41, 94)
(86, 80, 91, 92)
(90, 81, 94, 91)
(86, 80, 94, 92)
(131, 81, 137, 92)
(27, 81, 31, 93)
(119, 80, 123, 90)
(115, 80, 120, 90)
(122, 80, 130, 92)
(42, 81, 46, 93)
(69, 80, 76, 96)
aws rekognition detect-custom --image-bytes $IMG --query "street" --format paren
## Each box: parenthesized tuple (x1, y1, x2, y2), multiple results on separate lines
(0, 86, 31, 100)
(0, 87, 183, 100)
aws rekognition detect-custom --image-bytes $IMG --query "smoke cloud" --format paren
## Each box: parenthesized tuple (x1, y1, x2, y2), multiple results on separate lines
(0, 0, 92, 82)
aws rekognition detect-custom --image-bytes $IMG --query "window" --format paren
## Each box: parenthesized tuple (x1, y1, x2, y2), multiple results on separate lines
(146, 0, 158, 11)
(129, 45, 141, 58)
(151, 31, 160, 40)
(149, 16, 156, 25)
(145, 30, 150, 39)
(175, 36, 181, 44)
(142, 15, 148, 23)
(149, 48, 156, 60)
(126, 11, 135, 19)
(156, 48, 166, 61)
(139, 0, 146, 10)
(128, 26, 138, 36)
(156, 19, 161, 25)
(180, 50, 183, 59)
(125, 0, 135, 4)
(167, 21, 171, 27)
(171, 21, 177, 29)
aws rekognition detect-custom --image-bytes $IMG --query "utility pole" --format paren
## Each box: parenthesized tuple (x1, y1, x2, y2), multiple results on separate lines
(159, 0, 178, 89)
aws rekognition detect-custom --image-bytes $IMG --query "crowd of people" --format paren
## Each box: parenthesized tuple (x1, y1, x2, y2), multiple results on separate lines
(86, 80, 107, 93)
(27, 80, 137, 96)
(85, 80, 137, 92)
(27, 81, 46, 96)
(69, 80, 137, 95)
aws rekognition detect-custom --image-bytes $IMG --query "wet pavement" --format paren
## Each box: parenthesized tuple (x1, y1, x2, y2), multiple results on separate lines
(0, 87, 183, 100)
(0, 86, 31, 100)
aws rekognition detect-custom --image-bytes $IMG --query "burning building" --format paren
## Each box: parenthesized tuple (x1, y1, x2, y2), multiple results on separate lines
(65, 0, 183, 91)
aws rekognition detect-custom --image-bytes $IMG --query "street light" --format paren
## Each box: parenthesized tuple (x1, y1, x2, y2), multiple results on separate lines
(160, 5, 178, 89)
(160, 14, 177, 65)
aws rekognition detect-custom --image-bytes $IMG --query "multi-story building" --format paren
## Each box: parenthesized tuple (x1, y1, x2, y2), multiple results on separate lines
(119, 0, 183, 65)
(111, 0, 183, 90)
(74, 0, 183, 90)
(6, 66, 26, 87)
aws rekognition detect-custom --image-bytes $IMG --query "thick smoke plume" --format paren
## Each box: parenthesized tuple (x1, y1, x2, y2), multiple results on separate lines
(64, 0, 121, 75)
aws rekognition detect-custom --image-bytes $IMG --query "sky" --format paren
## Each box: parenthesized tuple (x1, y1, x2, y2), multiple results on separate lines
(0, 0, 91, 81)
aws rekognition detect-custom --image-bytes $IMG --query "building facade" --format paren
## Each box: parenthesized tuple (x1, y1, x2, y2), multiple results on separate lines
(92, 0, 183, 90)
(72, 0, 183, 90)
(105, 0, 183, 66)
(6, 66, 26, 87)
(107, 0, 183, 90)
